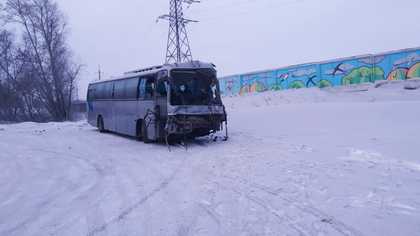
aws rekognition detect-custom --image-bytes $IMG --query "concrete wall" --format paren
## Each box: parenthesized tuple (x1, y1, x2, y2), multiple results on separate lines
(219, 47, 420, 96)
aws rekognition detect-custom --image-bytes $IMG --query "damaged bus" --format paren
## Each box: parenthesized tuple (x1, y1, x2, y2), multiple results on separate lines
(87, 61, 228, 143)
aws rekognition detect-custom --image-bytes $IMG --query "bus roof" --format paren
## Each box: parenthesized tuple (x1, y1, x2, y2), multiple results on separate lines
(89, 61, 216, 85)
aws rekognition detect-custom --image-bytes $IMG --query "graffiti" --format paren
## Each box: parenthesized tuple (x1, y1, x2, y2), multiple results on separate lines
(239, 73, 271, 95)
(306, 75, 317, 87)
(359, 56, 385, 65)
(386, 62, 420, 81)
(319, 79, 333, 88)
(225, 80, 235, 93)
(220, 47, 420, 96)
(393, 53, 420, 69)
(325, 63, 354, 76)
(342, 67, 385, 85)
(289, 80, 305, 89)
(407, 62, 420, 78)
(291, 68, 316, 78)
(277, 73, 289, 83)
(227, 80, 234, 90)
(287, 66, 318, 89)
(270, 73, 288, 91)
(240, 81, 268, 95)
(387, 68, 408, 81)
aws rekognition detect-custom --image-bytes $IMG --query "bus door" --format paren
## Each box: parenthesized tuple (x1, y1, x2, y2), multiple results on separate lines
(155, 77, 169, 138)
(139, 76, 158, 140)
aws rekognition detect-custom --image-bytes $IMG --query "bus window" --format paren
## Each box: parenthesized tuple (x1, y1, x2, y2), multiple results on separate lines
(145, 79, 155, 100)
(103, 82, 114, 100)
(156, 80, 167, 97)
(125, 78, 140, 100)
(114, 80, 125, 99)
(96, 83, 106, 100)
(139, 77, 155, 100)
(139, 79, 145, 99)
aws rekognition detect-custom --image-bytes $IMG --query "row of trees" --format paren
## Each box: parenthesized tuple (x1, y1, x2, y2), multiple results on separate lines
(0, 0, 81, 122)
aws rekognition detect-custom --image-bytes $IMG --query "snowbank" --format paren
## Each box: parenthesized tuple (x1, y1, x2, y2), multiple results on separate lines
(223, 79, 420, 110)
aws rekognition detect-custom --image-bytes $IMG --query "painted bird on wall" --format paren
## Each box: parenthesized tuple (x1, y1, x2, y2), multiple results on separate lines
(393, 53, 420, 69)
(306, 75, 317, 87)
(326, 63, 354, 76)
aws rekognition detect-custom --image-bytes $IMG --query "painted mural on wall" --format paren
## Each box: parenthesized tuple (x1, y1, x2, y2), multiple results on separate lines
(219, 47, 420, 96)
(239, 71, 275, 95)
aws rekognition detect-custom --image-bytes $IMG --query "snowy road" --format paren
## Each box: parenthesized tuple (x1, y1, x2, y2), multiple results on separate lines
(1, 85, 420, 235)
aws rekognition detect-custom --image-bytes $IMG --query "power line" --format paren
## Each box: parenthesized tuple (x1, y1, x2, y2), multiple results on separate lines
(158, 0, 200, 64)
(191, 0, 304, 22)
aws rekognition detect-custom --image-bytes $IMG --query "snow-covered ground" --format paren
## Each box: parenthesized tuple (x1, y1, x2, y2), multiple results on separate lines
(1, 81, 420, 236)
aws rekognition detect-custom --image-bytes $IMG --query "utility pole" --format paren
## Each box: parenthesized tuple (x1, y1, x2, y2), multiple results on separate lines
(158, 0, 199, 64)
(98, 65, 102, 81)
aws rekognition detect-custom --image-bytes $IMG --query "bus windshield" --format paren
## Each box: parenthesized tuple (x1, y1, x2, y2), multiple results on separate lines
(170, 69, 221, 106)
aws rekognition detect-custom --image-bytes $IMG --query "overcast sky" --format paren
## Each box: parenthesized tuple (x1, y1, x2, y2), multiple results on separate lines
(56, 0, 420, 98)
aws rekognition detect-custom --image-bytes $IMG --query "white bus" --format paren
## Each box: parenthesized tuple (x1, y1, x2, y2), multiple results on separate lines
(87, 61, 227, 143)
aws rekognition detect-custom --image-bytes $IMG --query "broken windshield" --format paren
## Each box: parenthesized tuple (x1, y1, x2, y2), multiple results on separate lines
(170, 69, 221, 106)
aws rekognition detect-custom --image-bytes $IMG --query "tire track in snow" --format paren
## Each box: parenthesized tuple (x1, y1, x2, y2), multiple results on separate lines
(10, 136, 184, 236)
(87, 156, 187, 236)
(214, 177, 363, 236)
(0, 145, 108, 236)
(33, 146, 163, 236)
(28, 148, 108, 177)
(0, 150, 24, 208)
(221, 175, 364, 236)
(214, 181, 312, 236)
(28, 145, 166, 236)
(249, 181, 364, 236)
(210, 131, 364, 236)
(2, 147, 110, 236)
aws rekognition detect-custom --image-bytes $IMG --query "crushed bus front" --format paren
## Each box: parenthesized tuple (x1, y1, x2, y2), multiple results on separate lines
(163, 67, 228, 140)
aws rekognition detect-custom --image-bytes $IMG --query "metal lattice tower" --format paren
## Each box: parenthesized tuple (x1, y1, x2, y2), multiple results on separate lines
(158, 0, 199, 64)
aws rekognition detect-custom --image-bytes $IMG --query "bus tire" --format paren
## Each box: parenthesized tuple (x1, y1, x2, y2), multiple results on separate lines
(98, 116, 105, 133)
(136, 120, 143, 141)
(142, 121, 152, 143)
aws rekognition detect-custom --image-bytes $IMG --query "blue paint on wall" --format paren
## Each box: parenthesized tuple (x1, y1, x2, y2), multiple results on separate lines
(219, 47, 420, 96)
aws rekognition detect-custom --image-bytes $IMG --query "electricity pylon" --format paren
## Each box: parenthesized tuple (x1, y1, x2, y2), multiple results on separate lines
(158, 0, 199, 64)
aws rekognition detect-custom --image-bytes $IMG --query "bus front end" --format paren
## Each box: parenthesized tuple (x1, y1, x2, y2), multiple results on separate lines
(164, 64, 228, 141)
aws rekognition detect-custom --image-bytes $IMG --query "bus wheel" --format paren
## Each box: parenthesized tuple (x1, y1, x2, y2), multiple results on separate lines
(136, 120, 143, 141)
(98, 116, 105, 133)
(141, 122, 152, 143)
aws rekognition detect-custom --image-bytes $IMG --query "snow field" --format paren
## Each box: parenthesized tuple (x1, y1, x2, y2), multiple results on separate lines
(0, 81, 420, 235)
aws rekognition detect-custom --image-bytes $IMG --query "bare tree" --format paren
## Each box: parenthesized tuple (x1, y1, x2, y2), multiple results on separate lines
(0, 29, 23, 121)
(65, 62, 82, 120)
(0, 29, 47, 121)
(3, 0, 81, 121)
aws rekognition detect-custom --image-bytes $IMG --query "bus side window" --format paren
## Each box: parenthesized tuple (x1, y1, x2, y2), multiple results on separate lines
(139, 77, 155, 100)
(139, 78, 146, 100)
(114, 80, 125, 99)
(157, 80, 167, 97)
(125, 78, 139, 100)
(96, 83, 106, 100)
(104, 82, 113, 100)
(145, 78, 155, 100)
